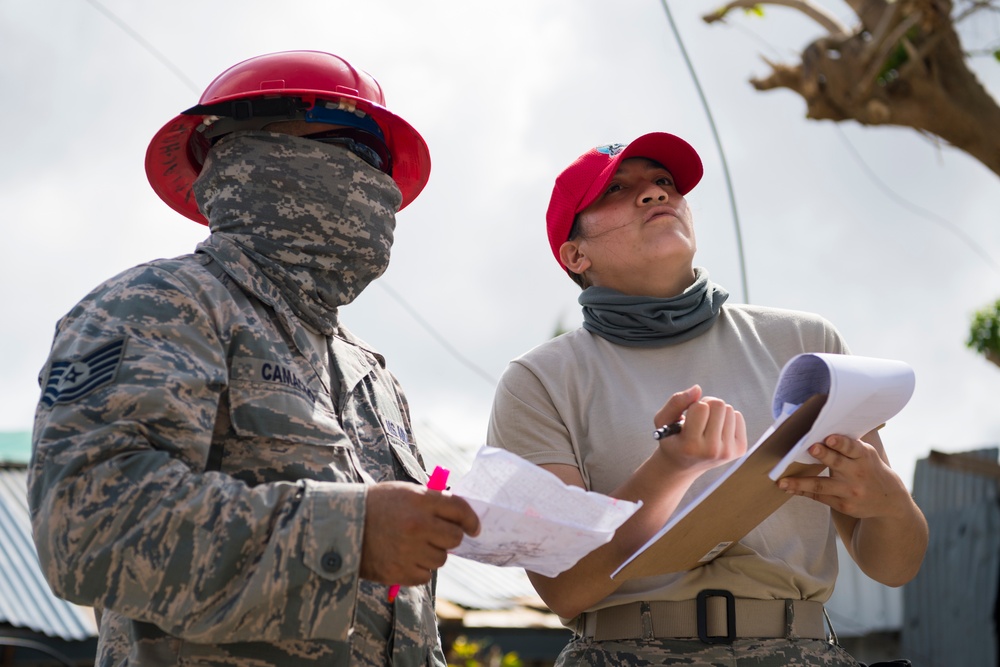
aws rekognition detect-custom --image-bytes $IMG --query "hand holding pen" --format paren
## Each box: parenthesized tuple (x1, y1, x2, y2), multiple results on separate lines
(652, 385, 748, 470)
(653, 421, 683, 440)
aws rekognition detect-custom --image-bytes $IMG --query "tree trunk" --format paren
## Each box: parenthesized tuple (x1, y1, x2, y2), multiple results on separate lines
(705, 0, 1000, 178)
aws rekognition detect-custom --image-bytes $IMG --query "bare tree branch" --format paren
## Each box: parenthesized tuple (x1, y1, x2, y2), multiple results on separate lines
(863, 0, 902, 61)
(954, 0, 999, 22)
(703, 0, 1000, 178)
(858, 10, 923, 95)
(703, 0, 851, 35)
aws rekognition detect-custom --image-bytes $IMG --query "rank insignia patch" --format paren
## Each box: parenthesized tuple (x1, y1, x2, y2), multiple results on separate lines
(41, 337, 127, 407)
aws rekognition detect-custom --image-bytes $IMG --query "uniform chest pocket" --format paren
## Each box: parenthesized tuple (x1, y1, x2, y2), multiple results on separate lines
(388, 438, 429, 484)
(223, 378, 363, 485)
(342, 372, 430, 485)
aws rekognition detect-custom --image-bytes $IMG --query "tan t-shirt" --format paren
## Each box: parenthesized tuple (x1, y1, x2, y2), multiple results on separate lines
(487, 303, 848, 614)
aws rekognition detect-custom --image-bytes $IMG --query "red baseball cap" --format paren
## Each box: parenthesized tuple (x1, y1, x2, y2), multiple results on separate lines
(545, 132, 703, 267)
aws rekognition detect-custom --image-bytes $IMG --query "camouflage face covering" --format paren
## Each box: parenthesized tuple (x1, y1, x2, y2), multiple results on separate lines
(193, 132, 403, 334)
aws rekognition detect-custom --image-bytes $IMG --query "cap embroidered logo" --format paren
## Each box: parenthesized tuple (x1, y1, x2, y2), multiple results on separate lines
(596, 143, 626, 156)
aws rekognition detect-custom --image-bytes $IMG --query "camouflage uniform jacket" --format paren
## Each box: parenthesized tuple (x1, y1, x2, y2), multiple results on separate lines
(28, 247, 444, 666)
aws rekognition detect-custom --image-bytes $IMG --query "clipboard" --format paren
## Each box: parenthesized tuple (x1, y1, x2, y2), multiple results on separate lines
(612, 393, 829, 580)
(613, 352, 916, 580)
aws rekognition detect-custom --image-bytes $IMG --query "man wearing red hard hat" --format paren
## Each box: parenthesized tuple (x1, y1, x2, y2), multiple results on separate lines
(29, 50, 479, 667)
(487, 133, 928, 665)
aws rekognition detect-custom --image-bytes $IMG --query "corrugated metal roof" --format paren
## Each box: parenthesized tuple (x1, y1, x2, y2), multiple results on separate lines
(436, 551, 542, 611)
(0, 465, 98, 641)
(413, 421, 481, 479)
(414, 423, 556, 615)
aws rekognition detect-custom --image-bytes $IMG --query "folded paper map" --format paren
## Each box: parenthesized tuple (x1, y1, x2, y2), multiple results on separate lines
(449, 446, 641, 577)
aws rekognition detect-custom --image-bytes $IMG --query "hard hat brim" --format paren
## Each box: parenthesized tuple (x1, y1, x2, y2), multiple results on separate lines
(145, 91, 431, 225)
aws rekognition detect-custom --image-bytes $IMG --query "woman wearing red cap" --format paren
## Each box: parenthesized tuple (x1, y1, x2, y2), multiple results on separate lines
(487, 133, 927, 665)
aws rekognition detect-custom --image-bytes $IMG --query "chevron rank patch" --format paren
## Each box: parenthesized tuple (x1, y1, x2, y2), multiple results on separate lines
(41, 337, 127, 407)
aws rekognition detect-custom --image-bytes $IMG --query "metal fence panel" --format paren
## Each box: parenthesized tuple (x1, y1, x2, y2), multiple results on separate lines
(903, 449, 1000, 666)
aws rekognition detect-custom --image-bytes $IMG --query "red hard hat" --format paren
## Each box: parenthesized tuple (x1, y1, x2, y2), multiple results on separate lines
(145, 50, 431, 224)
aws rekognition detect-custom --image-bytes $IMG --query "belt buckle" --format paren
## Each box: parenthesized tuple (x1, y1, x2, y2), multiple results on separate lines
(696, 589, 736, 644)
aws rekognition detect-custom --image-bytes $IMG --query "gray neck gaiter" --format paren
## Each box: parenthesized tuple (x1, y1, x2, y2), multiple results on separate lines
(579, 268, 729, 347)
(193, 132, 402, 335)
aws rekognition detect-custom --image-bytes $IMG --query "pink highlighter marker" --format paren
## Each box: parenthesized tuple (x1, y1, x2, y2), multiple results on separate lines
(387, 465, 451, 603)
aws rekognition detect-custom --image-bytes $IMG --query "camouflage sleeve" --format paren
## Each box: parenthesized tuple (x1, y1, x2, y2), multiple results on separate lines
(28, 263, 366, 643)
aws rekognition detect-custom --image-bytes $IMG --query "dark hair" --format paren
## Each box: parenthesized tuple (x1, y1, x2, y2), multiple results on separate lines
(565, 215, 590, 289)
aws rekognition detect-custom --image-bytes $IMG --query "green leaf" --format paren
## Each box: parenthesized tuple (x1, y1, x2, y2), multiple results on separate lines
(967, 298, 1000, 360)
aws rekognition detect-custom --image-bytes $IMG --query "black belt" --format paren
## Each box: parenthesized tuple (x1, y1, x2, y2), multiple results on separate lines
(577, 590, 828, 644)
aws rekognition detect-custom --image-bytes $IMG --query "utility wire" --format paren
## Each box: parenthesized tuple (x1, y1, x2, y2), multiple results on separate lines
(659, 0, 751, 304)
(80, 0, 499, 387)
(834, 124, 1000, 277)
(82, 0, 201, 94)
(376, 282, 497, 386)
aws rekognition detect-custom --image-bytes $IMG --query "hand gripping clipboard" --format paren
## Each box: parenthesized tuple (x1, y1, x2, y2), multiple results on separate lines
(612, 394, 828, 581)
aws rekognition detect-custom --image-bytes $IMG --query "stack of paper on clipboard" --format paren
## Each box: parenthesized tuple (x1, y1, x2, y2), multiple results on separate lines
(611, 353, 915, 581)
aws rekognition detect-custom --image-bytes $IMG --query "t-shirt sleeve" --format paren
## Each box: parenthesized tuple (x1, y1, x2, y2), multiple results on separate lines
(486, 360, 581, 470)
(817, 313, 850, 355)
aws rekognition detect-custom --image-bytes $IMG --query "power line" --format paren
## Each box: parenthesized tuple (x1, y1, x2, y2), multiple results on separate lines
(833, 124, 1000, 277)
(659, 0, 751, 304)
(376, 282, 497, 387)
(81, 0, 200, 95)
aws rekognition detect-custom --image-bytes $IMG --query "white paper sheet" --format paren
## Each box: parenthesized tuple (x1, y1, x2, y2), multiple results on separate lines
(767, 353, 915, 479)
(448, 446, 641, 577)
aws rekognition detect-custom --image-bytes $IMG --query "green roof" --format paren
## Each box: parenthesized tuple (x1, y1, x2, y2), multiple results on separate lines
(0, 431, 32, 464)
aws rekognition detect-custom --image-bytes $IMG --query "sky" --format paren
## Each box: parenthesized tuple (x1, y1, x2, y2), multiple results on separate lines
(2, 0, 999, 489)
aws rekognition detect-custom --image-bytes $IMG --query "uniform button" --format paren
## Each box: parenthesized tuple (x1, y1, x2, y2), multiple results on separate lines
(321, 551, 343, 572)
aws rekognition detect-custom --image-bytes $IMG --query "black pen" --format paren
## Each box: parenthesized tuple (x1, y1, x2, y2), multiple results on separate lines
(653, 421, 683, 440)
